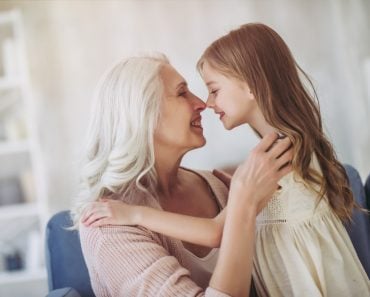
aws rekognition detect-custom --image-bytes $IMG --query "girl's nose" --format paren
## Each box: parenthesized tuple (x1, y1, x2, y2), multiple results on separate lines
(206, 95, 215, 109)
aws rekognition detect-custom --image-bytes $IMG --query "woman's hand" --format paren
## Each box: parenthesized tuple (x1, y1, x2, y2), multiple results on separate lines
(212, 169, 232, 189)
(81, 199, 140, 227)
(229, 132, 293, 214)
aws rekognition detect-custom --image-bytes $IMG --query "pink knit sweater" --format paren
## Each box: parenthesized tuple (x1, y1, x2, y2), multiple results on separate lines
(79, 170, 231, 296)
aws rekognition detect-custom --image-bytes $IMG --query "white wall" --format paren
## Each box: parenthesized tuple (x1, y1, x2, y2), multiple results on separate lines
(0, 0, 369, 215)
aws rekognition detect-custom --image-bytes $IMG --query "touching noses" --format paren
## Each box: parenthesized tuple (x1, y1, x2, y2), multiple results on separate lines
(206, 94, 215, 109)
(190, 92, 206, 112)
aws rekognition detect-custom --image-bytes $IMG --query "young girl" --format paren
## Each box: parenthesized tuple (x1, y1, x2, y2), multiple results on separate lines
(81, 24, 370, 296)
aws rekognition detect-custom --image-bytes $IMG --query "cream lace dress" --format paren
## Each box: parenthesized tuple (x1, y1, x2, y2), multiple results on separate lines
(253, 156, 370, 297)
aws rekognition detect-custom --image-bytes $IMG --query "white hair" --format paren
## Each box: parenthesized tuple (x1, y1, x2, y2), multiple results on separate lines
(71, 53, 170, 226)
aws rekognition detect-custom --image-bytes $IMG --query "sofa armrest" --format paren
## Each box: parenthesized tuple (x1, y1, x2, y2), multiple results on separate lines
(45, 287, 81, 297)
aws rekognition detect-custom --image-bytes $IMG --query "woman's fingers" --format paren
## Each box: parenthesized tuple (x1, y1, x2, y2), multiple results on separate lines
(213, 169, 232, 188)
(268, 137, 292, 159)
(255, 132, 279, 152)
(228, 133, 294, 214)
(275, 147, 293, 170)
(277, 163, 293, 180)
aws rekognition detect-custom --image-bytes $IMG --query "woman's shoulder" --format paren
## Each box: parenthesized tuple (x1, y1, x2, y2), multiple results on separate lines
(181, 167, 229, 208)
(79, 223, 187, 268)
(79, 223, 164, 249)
(80, 222, 157, 237)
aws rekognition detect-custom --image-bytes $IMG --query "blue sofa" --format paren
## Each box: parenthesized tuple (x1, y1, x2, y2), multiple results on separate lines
(365, 173, 370, 210)
(45, 165, 370, 297)
(45, 210, 94, 297)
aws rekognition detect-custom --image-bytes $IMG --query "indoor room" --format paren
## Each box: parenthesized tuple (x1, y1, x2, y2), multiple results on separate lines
(0, 1, 369, 296)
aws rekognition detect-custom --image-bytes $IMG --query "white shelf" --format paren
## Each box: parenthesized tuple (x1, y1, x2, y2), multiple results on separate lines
(0, 9, 48, 296)
(0, 142, 31, 178)
(0, 10, 19, 25)
(0, 268, 46, 285)
(0, 268, 48, 297)
(0, 202, 38, 221)
(0, 140, 29, 155)
(0, 77, 20, 90)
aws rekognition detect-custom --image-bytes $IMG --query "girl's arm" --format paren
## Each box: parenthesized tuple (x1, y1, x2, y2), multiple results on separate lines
(81, 199, 226, 248)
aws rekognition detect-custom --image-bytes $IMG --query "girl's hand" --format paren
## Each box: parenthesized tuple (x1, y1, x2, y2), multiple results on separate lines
(229, 132, 293, 214)
(81, 199, 139, 227)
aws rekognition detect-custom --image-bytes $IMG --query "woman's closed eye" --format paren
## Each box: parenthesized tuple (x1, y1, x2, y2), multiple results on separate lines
(178, 88, 188, 98)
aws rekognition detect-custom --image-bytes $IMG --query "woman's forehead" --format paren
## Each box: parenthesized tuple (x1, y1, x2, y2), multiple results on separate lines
(161, 64, 187, 90)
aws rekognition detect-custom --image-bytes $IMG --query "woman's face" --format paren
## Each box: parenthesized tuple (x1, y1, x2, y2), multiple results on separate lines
(154, 64, 206, 154)
(201, 61, 257, 130)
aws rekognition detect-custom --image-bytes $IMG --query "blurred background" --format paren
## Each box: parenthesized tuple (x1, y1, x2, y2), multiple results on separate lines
(0, 0, 369, 296)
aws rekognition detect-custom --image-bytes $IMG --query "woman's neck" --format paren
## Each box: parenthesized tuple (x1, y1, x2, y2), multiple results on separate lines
(154, 153, 184, 200)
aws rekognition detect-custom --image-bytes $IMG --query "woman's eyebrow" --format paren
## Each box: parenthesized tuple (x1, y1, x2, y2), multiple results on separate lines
(176, 81, 187, 90)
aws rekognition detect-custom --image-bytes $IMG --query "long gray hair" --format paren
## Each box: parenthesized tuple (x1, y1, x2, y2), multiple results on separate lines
(72, 53, 169, 226)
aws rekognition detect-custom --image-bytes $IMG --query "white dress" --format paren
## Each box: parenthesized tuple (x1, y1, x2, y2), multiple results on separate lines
(253, 156, 370, 297)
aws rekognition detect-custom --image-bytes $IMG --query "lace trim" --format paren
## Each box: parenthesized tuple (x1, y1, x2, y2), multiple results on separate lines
(256, 206, 331, 226)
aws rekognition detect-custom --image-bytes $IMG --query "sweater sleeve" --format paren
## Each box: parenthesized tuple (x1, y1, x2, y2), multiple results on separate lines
(81, 225, 231, 297)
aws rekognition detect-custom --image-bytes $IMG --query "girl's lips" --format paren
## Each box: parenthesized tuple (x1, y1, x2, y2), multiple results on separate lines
(219, 112, 225, 120)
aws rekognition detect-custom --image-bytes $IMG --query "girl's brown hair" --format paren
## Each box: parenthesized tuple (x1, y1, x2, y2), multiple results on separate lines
(198, 23, 355, 221)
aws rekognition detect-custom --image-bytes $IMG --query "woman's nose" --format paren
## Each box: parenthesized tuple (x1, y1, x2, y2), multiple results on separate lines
(190, 92, 206, 111)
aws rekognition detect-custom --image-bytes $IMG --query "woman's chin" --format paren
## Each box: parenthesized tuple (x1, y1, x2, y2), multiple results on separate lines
(190, 137, 206, 150)
(196, 136, 206, 148)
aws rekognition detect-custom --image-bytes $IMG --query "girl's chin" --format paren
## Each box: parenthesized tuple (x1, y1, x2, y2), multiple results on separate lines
(222, 121, 234, 130)
(222, 118, 242, 130)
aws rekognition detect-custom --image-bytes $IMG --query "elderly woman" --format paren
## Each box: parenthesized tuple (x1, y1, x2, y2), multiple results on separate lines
(72, 53, 292, 297)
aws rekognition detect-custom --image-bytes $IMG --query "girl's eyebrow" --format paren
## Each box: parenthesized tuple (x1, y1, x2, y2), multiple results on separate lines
(206, 81, 217, 86)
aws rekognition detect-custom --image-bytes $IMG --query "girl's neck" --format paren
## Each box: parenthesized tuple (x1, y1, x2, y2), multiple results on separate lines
(249, 109, 278, 137)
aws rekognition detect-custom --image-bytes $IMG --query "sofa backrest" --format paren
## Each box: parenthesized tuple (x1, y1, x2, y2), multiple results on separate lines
(45, 211, 95, 297)
(343, 164, 370, 278)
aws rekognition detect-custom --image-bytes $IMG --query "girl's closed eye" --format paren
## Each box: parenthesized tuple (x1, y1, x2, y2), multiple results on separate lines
(210, 89, 219, 96)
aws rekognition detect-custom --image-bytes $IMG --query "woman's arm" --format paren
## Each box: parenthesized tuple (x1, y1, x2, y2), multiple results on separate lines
(82, 200, 226, 248)
(82, 133, 292, 297)
(209, 133, 293, 297)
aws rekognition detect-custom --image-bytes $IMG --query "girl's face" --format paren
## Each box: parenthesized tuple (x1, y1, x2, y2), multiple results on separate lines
(202, 61, 258, 130)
